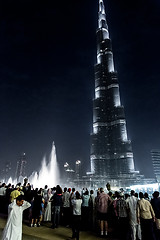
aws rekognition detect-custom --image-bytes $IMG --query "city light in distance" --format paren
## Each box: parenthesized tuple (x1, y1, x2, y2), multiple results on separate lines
(76, 160, 81, 165)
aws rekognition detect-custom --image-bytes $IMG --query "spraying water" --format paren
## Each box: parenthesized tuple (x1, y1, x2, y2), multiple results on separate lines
(28, 142, 60, 188)
(5, 142, 60, 189)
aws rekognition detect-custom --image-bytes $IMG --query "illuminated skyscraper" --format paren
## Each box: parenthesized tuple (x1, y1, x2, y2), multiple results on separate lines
(151, 150, 160, 183)
(75, 160, 81, 179)
(15, 153, 27, 180)
(90, 0, 135, 178)
(1, 161, 11, 181)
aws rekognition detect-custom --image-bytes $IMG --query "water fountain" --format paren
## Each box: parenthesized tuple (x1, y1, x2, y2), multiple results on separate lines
(4, 142, 60, 189)
(28, 142, 60, 188)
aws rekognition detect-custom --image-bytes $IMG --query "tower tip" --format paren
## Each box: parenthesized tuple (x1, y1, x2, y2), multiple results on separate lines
(99, 0, 105, 15)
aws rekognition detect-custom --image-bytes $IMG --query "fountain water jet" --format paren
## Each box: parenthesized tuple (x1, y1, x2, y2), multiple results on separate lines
(3, 142, 60, 188)
(28, 141, 60, 188)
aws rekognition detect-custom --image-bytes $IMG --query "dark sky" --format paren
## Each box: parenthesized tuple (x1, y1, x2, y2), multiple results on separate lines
(0, 0, 160, 179)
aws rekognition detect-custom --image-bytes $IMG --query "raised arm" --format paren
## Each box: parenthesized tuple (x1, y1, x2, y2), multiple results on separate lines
(22, 200, 31, 211)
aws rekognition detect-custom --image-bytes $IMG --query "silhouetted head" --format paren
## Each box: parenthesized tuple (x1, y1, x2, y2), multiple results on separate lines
(139, 192, 144, 199)
(114, 191, 120, 199)
(76, 191, 81, 199)
(153, 191, 159, 198)
(100, 188, 104, 193)
(90, 190, 94, 195)
(125, 193, 129, 199)
(135, 192, 138, 198)
(16, 195, 24, 206)
(7, 183, 11, 188)
(38, 189, 42, 195)
(84, 190, 89, 195)
(56, 185, 62, 194)
(144, 192, 149, 199)
(108, 191, 112, 197)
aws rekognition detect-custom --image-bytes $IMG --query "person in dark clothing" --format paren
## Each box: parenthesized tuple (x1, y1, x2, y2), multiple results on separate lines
(24, 185, 34, 203)
(5, 184, 12, 213)
(51, 185, 63, 228)
(151, 191, 160, 240)
(88, 189, 95, 230)
(24, 185, 34, 221)
(116, 193, 129, 240)
(31, 189, 43, 227)
(0, 183, 6, 214)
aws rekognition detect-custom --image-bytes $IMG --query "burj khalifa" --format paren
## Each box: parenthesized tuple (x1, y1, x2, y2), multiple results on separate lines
(90, 0, 135, 179)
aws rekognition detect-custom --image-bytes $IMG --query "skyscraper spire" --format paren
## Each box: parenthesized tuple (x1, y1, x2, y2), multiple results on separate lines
(98, 0, 109, 38)
(99, 0, 106, 15)
(97, 0, 113, 70)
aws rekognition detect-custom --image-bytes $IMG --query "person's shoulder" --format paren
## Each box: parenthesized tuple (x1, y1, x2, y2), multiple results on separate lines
(105, 193, 110, 198)
(143, 198, 150, 204)
(9, 200, 16, 208)
(126, 196, 130, 202)
(137, 199, 141, 204)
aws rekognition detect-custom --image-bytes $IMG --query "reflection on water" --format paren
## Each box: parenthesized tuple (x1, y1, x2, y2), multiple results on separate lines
(0, 229, 43, 240)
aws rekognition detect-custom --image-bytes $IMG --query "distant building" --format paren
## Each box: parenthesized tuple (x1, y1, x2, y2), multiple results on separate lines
(4, 161, 11, 179)
(63, 162, 75, 184)
(1, 161, 11, 182)
(75, 160, 81, 179)
(15, 153, 27, 180)
(151, 150, 160, 182)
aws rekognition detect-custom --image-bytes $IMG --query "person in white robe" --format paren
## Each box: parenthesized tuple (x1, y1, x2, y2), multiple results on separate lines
(2, 195, 31, 240)
(126, 190, 141, 240)
(44, 188, 53, 222)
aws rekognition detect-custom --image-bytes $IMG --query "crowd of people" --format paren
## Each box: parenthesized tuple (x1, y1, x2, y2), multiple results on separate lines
(0, 181, 160, 240)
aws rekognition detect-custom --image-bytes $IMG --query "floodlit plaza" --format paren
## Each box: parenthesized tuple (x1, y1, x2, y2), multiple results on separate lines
(0, 214, 119, 240)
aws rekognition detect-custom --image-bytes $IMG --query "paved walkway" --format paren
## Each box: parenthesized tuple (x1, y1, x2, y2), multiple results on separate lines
(0, 214, 119, 240)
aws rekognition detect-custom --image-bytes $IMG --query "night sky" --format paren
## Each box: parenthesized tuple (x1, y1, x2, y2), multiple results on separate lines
(0, 0, 160, 179)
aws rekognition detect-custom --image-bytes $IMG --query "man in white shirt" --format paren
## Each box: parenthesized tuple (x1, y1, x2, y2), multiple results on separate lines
(2, 195, 31, 240)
